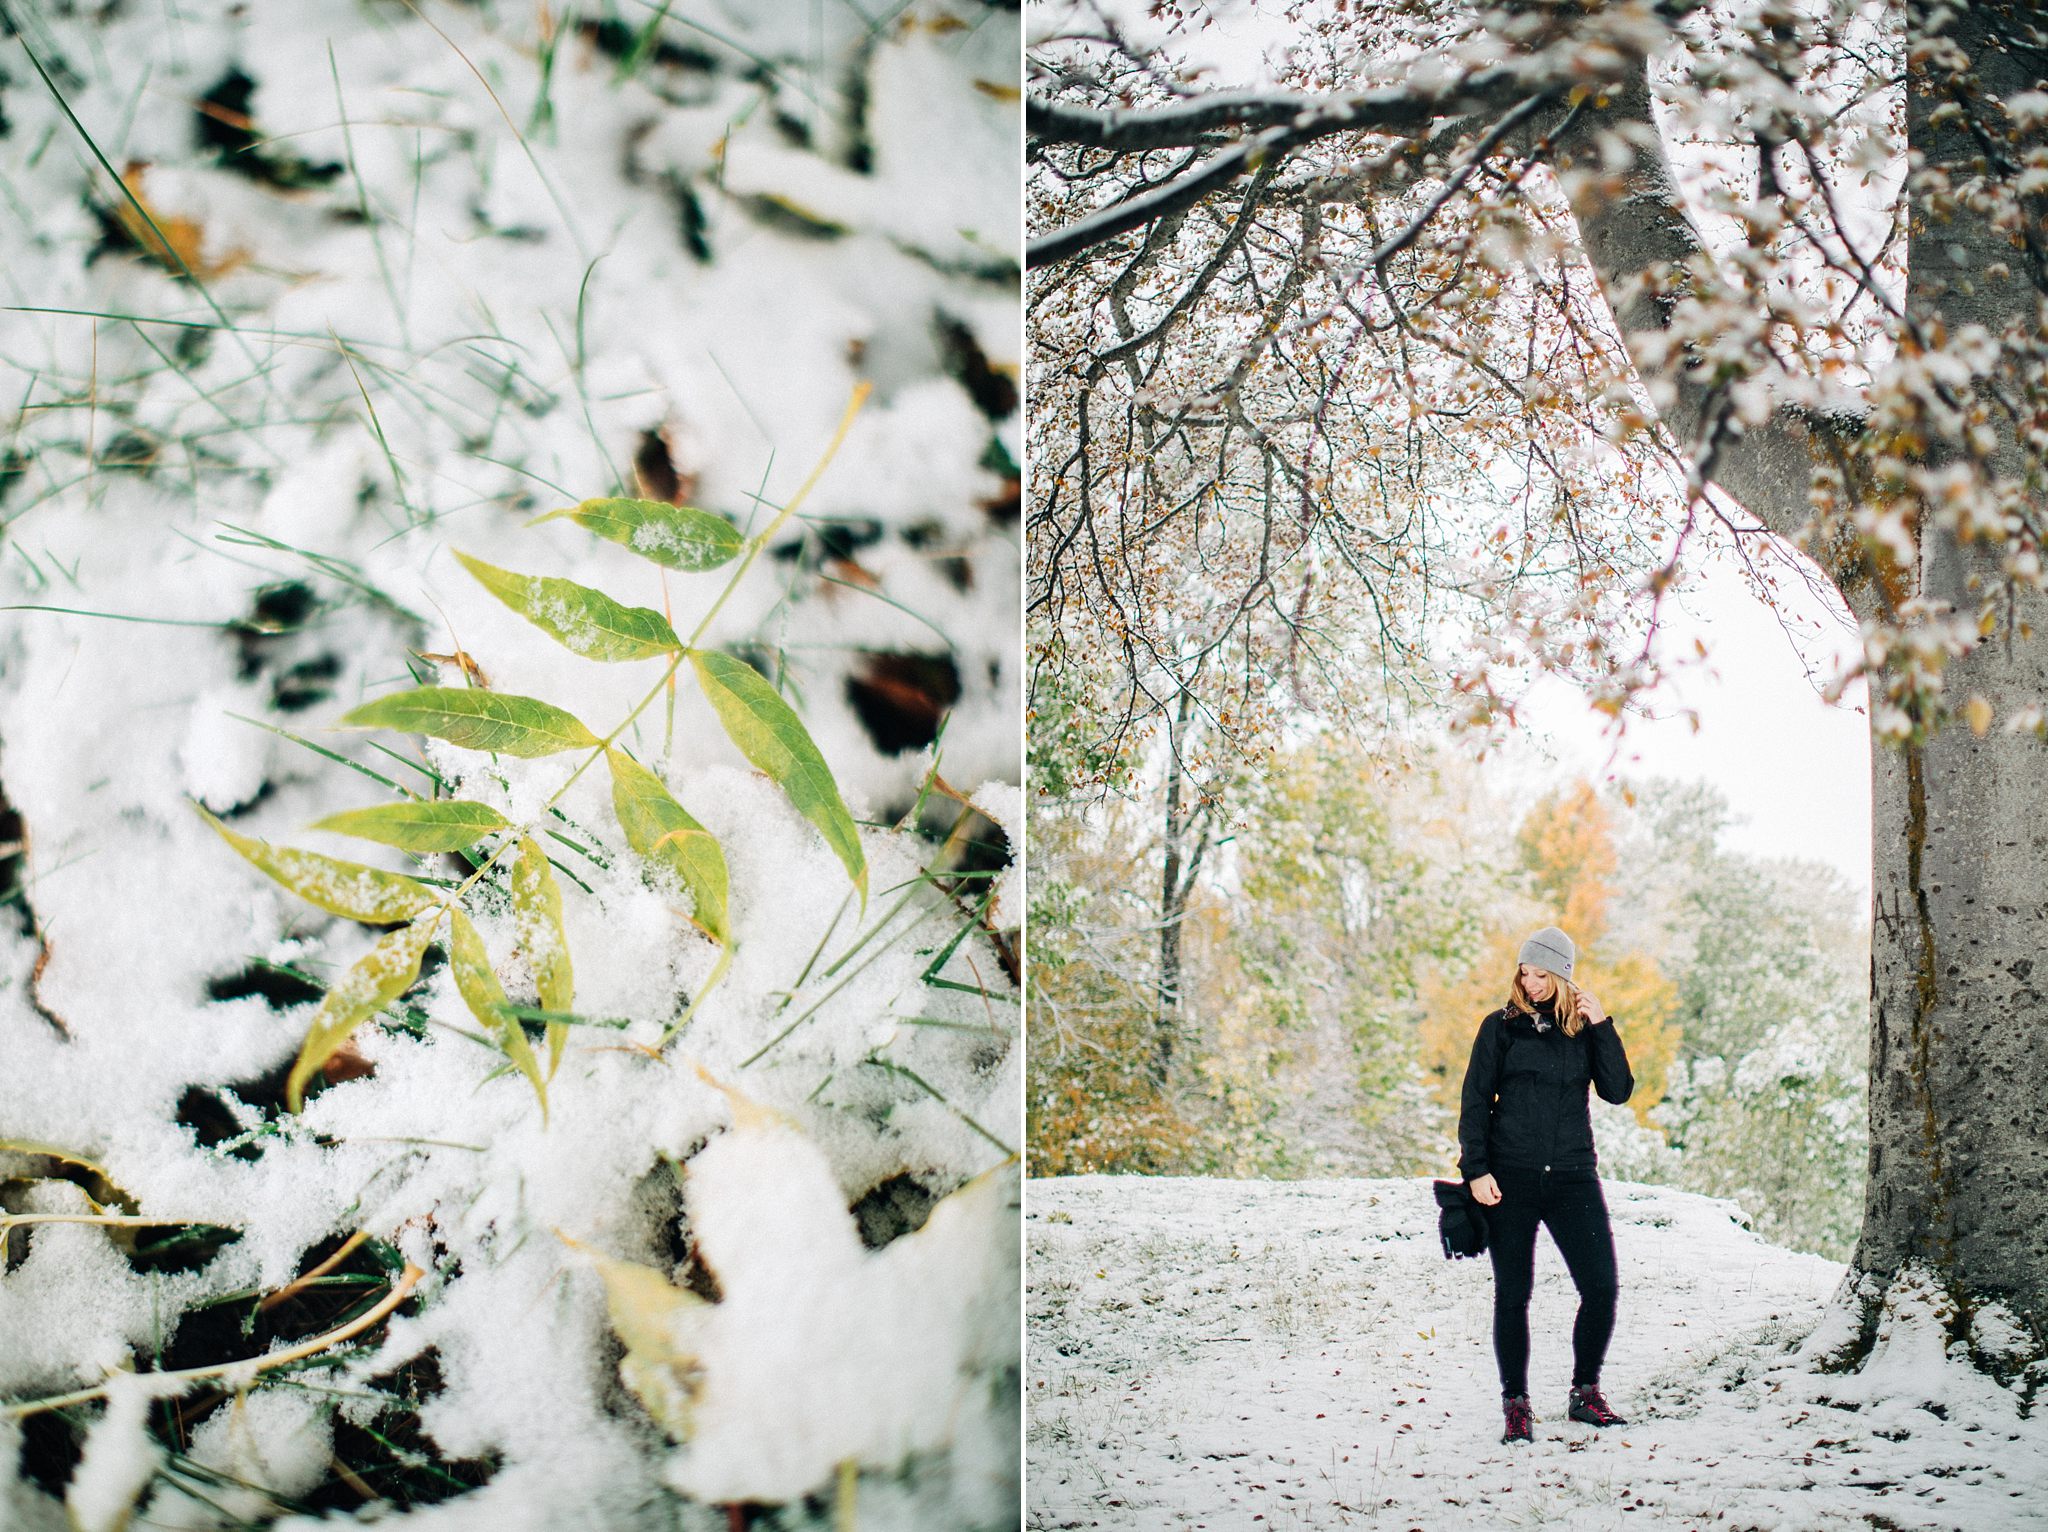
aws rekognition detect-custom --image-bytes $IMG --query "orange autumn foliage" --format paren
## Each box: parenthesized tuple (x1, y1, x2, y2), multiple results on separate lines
(1419, 781, 1681, 1129)
(110, 163, 244, 278)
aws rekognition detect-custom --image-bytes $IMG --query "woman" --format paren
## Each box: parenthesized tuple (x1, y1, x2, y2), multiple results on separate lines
(1458, 925, 1635, 1444)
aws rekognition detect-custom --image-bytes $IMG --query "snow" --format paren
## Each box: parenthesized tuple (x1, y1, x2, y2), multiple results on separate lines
(0, 0, 1019, 1524)
(1028, 1176, 2048, 1531)
(65, 1373, 167, 1532)
(580, 1090, 1017, 1508)
(158, 1390, 335, 1528)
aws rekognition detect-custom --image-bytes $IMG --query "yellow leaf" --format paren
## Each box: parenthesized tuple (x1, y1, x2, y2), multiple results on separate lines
(1964, 695, 1994, 736)
(692, 1064, 800, 1133)
(563, 1234, 708, 1441)
(511, 836, 573, 1076)
(449, 910, 547, 1122)
(573, 1108, 1014, 1501)
(199, 806, 438, 925)
(286, 916, 439, 1110)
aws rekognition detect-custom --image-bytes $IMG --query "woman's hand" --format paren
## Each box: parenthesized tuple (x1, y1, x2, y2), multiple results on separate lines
(1469, 1174, 1501, 1205)
(1576, 989, 1607, 1027)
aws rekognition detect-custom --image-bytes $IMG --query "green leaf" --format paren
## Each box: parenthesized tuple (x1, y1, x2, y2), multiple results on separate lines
(511, 835, 574, 1076)
(688, 651, 866, 902)
(449, 910, 548, 1122)
(606, 749, 730, 944)
(286, 916, 439, 1110)
(531, 498, 743, 572)
(311, 799, 508, 854)
(453, 550, 681, 662)
(340, 687, 600, 757)
(198, 805, 438, 925)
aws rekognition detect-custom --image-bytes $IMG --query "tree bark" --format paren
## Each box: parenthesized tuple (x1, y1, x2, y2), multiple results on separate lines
(1854, 7, 2048, 1335)
(1153, 684, 1205, 1085)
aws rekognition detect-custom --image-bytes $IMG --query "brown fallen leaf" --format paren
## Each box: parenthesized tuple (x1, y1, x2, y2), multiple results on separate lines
(110, 162, 244, 277)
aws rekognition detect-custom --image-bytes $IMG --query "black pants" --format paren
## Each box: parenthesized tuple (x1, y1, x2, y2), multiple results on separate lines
(1485, 1166, 1618, 1398)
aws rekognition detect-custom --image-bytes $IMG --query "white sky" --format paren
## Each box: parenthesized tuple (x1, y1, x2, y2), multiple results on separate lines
(1514, 546, 1873, 896)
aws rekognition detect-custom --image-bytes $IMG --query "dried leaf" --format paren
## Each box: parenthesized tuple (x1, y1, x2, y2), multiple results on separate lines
(286, 916, 438, 1110)
(340, 687, 600, 757)
(199, 806, 437, 924)
(573, 1240, 708, 1440)
(607, 749, 730, 943)
(453, 550, 681, 661)
(582, 1088, 1014, 1501)
(311, 799, 508, 853)
(530, 498, 743, 572)
(690, 651, 866, 903)
(111, 163, 241, 277)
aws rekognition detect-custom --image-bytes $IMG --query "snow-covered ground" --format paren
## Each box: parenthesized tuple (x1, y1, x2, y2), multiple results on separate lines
(1028, 1176, 2048, 1531)
(0, 2, 1019, 1527)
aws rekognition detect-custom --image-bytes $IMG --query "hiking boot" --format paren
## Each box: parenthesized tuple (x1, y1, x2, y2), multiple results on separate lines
(1567, 1383, 1625, 1426)
(1501, 1393, 1533, 1444)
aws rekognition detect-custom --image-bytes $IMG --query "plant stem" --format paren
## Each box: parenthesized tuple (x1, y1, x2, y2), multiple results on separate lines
(656, 941, 733, 1047)
(2, 1263, 424, 1419)
(685, 382, 871, 649)
(546, 649, 686, 807)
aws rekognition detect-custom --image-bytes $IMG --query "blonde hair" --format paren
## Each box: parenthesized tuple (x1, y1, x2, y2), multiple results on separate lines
(1508, 963, 1585, 1037)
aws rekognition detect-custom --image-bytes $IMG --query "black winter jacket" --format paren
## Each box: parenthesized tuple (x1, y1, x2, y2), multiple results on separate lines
(1457, 1001, 1635, 1180)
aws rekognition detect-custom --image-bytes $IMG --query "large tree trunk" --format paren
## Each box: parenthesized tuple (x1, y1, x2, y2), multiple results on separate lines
(1855, 6, 2048, 1334)
(1862, 643, 2048, 1331)
(1564, 15, 2048, 1339)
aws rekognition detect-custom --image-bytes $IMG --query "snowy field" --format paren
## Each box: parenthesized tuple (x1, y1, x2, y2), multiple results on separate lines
(1028, 1176, 2048, 1531)
(0, 2, 1018, 1528)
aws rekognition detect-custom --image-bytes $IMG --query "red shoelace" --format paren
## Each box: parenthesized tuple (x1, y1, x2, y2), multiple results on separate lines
(1502, 1396, 1533, 1441)
(1568, 1384, 1623, 1425)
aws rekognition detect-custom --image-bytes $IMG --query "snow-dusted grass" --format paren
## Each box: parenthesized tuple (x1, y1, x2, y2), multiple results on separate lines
(1027, 1176, 2048, 1531)
(0, 1, 1019, 1526)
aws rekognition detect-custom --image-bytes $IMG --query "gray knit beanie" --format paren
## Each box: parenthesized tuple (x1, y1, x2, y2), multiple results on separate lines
(1518, 925, 1575, 982)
